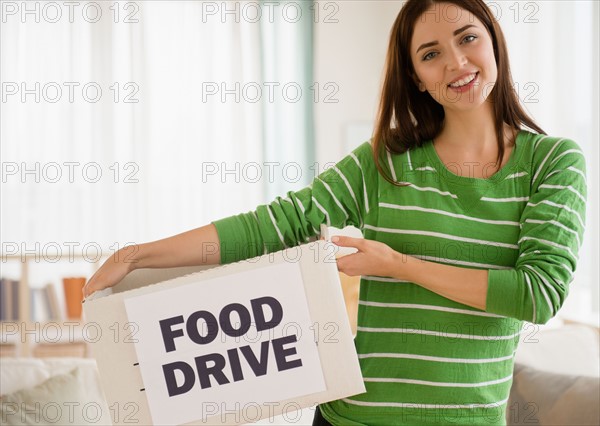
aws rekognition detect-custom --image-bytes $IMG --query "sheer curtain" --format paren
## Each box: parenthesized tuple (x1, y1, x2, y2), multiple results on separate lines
(498, 0, 599, 322)
(1, 1, 314, 262)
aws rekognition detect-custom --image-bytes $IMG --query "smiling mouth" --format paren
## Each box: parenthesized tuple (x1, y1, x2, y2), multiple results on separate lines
(448, 72, 479, 88)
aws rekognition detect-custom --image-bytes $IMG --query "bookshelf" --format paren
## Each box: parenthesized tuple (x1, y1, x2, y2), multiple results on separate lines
(0, 253, 105, 357)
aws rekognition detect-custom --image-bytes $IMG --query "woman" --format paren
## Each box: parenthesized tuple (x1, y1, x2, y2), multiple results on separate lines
(84, 1, 587, 425)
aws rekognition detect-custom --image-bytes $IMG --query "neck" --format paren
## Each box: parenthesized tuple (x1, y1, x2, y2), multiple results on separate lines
(436, 104, 504, 153)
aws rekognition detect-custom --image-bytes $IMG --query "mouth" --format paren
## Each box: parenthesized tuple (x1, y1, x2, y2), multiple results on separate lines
(448, 72, 479, 89)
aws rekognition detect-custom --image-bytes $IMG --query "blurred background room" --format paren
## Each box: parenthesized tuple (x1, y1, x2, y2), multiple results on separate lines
(1, 1, 598, 425)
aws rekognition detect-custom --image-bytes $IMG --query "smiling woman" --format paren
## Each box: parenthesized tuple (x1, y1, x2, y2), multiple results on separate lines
(80, 1, 589, 425)
(85, 0, 587, 425)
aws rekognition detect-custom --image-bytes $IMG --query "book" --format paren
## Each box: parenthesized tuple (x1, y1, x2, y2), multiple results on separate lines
(63, 277, 86, 319)
(11, 280, 19, 321)
(5, 278, 13, 321)
(0, 278, 6, 321)
(30, 288, 44, 322)
(0, 278, 21, 322)
(45, 284, 61, 320)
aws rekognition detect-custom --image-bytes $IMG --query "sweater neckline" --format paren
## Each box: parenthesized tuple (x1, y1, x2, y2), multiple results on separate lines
(423, 130, 526, 186)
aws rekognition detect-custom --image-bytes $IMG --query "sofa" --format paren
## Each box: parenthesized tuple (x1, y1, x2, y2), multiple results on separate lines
(1, 316, 598, 425)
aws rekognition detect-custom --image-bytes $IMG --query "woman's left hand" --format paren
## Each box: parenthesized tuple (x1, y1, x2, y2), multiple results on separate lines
(331, 236, 402, 278)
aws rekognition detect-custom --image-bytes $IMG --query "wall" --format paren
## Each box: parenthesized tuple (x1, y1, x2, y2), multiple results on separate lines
(313, 1, 403, 164)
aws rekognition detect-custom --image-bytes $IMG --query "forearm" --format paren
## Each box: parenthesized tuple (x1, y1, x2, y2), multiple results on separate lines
(129, 224, 221, 270)
(397, 254, 488, 311)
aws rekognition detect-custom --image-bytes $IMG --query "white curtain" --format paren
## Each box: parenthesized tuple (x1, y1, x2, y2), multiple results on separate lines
(1, 1, 314, 255)
(1, 1, 314, 292)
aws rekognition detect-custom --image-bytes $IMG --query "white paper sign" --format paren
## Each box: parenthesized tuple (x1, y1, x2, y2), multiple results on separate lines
(124, 261, 326, 426)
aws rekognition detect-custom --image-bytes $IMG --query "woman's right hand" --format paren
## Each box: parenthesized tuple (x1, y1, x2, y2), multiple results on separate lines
(83, 245, 139, 298)
(82, 224, 221, 299)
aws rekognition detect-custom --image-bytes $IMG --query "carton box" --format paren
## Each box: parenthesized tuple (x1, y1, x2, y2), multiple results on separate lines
(83, 240, 365, 425)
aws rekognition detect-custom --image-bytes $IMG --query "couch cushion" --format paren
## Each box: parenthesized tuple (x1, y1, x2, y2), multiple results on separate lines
(508, 363, 600, 425)
(0, 367, 111, 425)
(0, 358, 101, 395)
(514, 324, 599, 377)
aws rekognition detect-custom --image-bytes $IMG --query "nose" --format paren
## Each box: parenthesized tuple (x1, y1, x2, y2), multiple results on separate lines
(446, 46, 467, 71)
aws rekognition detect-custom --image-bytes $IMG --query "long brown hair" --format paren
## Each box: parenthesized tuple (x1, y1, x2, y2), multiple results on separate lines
(372, 0, 545, 185)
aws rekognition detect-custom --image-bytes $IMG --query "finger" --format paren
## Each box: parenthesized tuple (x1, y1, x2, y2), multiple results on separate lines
(82, 282, 92, 299)
(83, 276, 99, 298)
(331, 236, 364, 249)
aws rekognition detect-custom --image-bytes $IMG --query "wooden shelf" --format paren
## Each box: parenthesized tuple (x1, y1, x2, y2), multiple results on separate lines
(0, 254, 105, 357)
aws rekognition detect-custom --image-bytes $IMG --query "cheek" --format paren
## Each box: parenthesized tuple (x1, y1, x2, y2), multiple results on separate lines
(481, 42, 498, 78)
(414, 67, 438, 89)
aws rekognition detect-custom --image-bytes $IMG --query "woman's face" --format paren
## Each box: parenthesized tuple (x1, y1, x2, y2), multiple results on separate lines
(410, 3, 497, 113)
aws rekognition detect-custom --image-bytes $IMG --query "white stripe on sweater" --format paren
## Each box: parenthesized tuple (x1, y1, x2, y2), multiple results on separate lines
(549, 149, 585, 167)
(312, 196, 331, 226)
(333, 165, 363, 227)
(295, 197, 319, 237)
(342, 397, 510, 409)
(350, 153, 370, 214)
(480, 196, 529, 202)
(357, 326, 521, 341)
(358, 300, 506, 318)
(413, 254, 513, 270)
(387, 150, 397, 181)
(567, 166, 587, 183)
(364, 224, 518, 249)
(317, 177, 349, 221)
(519, 236, 577, 259)
(527, 200, 585, 229)
(524, 266, 557, 318)
(538, 184, 585, 203)
(358, 352, 515, 363)
(362, 374, 513, 388)
(267, 205, 286, 248)
(506, 171, 528, 179)
(380, 203, 520, 226)
(545, 167, 587, 184)
(524, 273, 536, 324)
(525, 218, 581, 247)
(533, 139, 564, 184)
(399, 183, 458, 198)
(406, 149, 413, 171)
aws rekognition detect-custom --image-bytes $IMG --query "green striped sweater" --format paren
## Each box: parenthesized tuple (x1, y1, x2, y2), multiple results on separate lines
(212, 130, 587, 425)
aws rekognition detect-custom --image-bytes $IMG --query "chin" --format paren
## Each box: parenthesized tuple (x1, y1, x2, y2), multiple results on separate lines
(443, 100, 489, 113)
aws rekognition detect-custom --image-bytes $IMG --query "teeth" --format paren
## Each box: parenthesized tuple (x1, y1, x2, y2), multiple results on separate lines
(449, 73, 477, 88)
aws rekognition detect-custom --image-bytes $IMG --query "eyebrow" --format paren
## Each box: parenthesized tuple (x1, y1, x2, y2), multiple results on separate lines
(415, 24, 477, 54)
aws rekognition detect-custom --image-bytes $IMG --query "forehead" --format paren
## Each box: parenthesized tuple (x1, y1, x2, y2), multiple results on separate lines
(411, 4, 482, 48)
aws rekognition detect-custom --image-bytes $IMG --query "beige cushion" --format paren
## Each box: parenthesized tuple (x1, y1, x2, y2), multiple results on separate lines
(514, 324, 600, 377)
(508, 363, 600, 425)
(0, 358, 102, 395)
(0, 367, 111, 425)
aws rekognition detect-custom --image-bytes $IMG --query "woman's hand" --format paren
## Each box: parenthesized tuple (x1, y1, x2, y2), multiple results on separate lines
(331, 236, 402, 278)
(82, 224, 222, 298)
(83, 245, 140, 298)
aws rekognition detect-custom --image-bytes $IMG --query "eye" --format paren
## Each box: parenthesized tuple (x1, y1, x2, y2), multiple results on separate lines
(422, 51, 438, 61)
(461, 34, 478, 44)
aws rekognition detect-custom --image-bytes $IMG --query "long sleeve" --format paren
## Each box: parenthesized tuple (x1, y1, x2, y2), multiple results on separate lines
(486, 138, 587, 324)
(212, 141, 378, 264)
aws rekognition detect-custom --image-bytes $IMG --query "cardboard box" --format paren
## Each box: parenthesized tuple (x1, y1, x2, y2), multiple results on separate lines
(83, 240, 365, 425)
